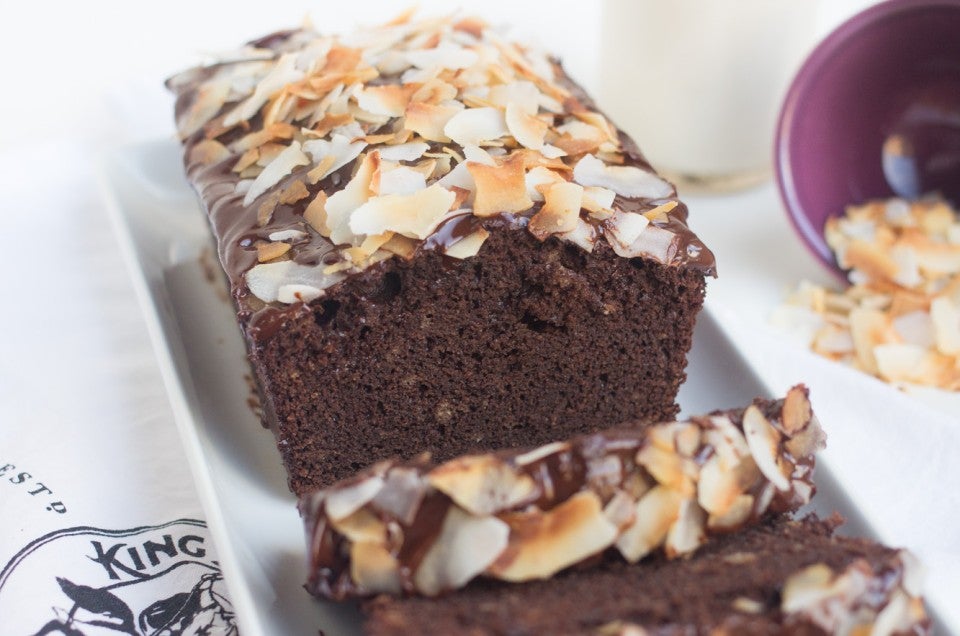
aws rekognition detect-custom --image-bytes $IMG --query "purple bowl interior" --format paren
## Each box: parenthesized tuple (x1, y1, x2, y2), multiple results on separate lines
(776, 0, 960, 277)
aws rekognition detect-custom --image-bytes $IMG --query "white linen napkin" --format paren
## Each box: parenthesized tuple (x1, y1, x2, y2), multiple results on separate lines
(0, 141, 237, 635)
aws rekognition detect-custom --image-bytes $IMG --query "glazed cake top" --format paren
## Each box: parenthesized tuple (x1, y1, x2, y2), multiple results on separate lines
(169, 11, 715, 307)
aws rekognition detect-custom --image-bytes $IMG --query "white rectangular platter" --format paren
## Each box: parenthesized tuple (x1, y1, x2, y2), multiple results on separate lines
(101, 140, 951, 635)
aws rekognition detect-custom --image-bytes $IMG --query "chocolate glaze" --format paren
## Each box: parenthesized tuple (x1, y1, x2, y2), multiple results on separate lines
(171, 30, 717, 344)
(301, 392, 821, 600)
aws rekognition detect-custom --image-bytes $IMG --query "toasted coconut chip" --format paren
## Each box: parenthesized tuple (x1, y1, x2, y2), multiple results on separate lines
(349, 183, 456, 239)
(581, 186, 616, 213)
(603, 489, 637, 530)
(233, 122, 297, 152)
(489, 491, 618, 581)
(255, 142, 287, 167)
(616, 224, 678, 261)
(427, 455, 539, 516)
(371, 466, 427, 526)
(256, 241, 291, 262)
(188, 139, 231, 166)
(351, 541, 401, 595)
(576, 110, 619, 143)
(302, 134, 368, 182)
(225, 53, 305, 127)
(931, 296, 960, 355)
(697, 453, 749, 517)
(277, 284, 323, 304)
(445, 228, 490, 259)
(606, 210, 650, 252)
(178, 79, 231, 138)
(528, 181, 583, 241)
(524, 166, 566, 202)
(540, 144, 567, 159)
(325, 475, 385, 522)
(242, 141, 310, 206)
(553, 120, 606, 155)
(468, 154, 534, 217)
(742, 405, 790, 492)
(411, 78, 459, 105)
(506, 102, 547, 150)
(707, 494, 755, 531)
(356, 84, 417, 117)
(414, 507, 509, 596)
(615, 485, 683, 563)
(379, 141, 430, 162)
(636, 444, 696, 497)
(488, 80, 542, 115)
(514, 441, 571, 466)
(874, 343, 953, 385)
(843, 240, 899, 281)
(331, 508, 387, 544)
(326, 151, 379, 244)
(848, 308, 892, 374)
(462, 143, 496, 165)
(279, 180, 310, 205)
(664, 498, 706, 558)
(437, 160, 475, 192)
(892, 310, 935, 348)
(559, 218, 598, 252)
(573, 153, 673, 199)
(380, 234, 418, 259)
(780, 386, 813, 436)
(309, 112, 355, 137)
(405, 43, 479, 70)
(359, 232, 395, 255)
(444, 107, 509, 147)
(404, 101, 464, 142)
(303, 191, 329, 234)
(377, 166, 427, 196)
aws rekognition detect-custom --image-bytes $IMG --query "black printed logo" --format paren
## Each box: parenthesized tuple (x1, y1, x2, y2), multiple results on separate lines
(0, 520, 237, 635)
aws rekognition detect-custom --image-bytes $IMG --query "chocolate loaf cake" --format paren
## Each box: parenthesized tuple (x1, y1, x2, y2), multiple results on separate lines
(168, 13, 715, 494)
(301, 387, 824, 599)
(363, 515, 930, 635)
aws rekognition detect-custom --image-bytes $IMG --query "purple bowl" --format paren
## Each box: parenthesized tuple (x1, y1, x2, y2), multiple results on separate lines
(775, 0, 960, 277)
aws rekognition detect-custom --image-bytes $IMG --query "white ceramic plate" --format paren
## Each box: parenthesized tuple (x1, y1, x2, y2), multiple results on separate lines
(100, 140, 948, 635)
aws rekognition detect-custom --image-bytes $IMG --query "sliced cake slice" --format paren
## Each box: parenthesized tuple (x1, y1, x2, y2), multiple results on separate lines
(300, 386, 824, 599)
(363, 514, 930, 635)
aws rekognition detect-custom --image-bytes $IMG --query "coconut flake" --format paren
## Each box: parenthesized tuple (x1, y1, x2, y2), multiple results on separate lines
(178, 79, 231, 138)
(528, 181, 583, 240)
(325, 151, 380, 245)
(302, 135, 368, 182)
(505, 102, 547, 150)
(404, 101, 465, 142)
(268, 229, 308, 242)
(277, 284, 323, 303)
(444, 107, 508, 147)
(246, 260, 346, 303)
(573, 154, 672, 199)
(225, 53, 305, 127)
(413, 507, 509, 596)
(378, 166, 427, 196)
(468, 154, 533, 216)
(349, 184, 456, 239)
(488, 81, 542, 115)
(445, 228, 490, 259)
(405, 44, 479, 70)
(243, 141, 310, 206)
(378, 141, 430, 162)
